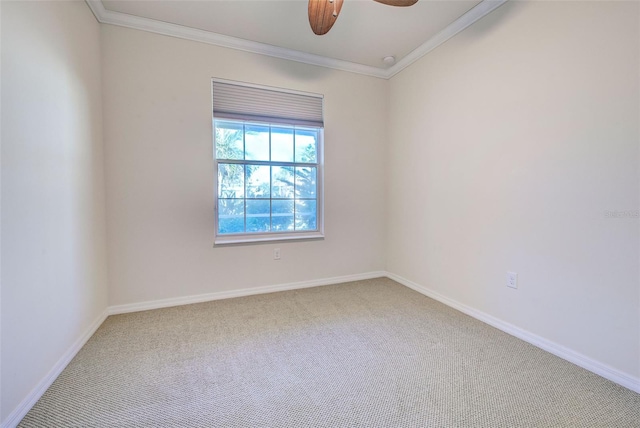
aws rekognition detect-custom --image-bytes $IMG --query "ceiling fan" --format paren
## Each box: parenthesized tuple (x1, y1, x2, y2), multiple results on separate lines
(308, 0, 418, 35)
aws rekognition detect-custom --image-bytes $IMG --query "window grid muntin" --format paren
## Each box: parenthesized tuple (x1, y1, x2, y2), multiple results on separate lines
(215, 119, 320, 238)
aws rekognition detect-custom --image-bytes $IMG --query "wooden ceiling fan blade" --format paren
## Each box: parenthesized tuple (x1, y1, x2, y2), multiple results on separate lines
(308, 0, 344, 35)
(373, 0, 418, 6)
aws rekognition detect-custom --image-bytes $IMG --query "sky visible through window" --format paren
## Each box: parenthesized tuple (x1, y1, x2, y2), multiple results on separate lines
(215, 120, 319, 235)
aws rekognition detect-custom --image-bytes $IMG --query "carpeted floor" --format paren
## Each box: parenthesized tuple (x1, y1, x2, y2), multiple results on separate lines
(20, 278, 640, 427)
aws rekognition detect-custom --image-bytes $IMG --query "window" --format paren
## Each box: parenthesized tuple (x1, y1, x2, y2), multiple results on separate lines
(212, 80, 324, 245)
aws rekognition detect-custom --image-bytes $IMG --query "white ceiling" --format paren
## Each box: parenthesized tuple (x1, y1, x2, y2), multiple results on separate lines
(100, 0, 483, 70)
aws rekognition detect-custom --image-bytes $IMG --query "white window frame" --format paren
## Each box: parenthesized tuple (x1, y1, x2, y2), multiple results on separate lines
(212, 80, 324, 246)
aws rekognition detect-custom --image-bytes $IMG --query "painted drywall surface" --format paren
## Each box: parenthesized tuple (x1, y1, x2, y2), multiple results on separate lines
(101, 25, 388, 306)
(388, 1, 640, 378)
(1, 1, 108, 421)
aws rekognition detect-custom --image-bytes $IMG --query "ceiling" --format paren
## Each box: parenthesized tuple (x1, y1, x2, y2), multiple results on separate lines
(93, 0, 502, 78)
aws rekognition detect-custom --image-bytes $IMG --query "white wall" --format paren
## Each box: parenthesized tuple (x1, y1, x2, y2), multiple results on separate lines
(1, 1, 108, 423)
(2, 2, 638, 423)
(101, 25, 388, 306)
(388, 1, 640, 379)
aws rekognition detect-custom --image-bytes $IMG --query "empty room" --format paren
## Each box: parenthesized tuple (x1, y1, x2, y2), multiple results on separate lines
(1, 0, 639, 426)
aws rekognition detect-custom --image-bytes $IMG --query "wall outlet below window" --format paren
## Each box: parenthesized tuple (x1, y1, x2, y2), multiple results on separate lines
(274, 248, 281, 260)
(507, 271, 518, 289)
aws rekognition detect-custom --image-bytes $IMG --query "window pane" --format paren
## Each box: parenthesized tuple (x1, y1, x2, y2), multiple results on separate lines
(272, 166, 294, 199)
(214, 116, 322, 241)
(246, 200, 270, 233)
(218, 199, 244, 234)
(295, 200, 317, 231)
(215, 121, 243, 160)
(246, 165, 270, 198)
(295, 167, 316, 199)
(271, 127, 294, 162)
(218, 163, 244, 198)
(272, 200, 294, 231)
(295, 129, 318, 163)
(245, 124, 270, 161)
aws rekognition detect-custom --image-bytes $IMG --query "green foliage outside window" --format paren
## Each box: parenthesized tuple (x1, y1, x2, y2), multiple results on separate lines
(215, 120, 319, 235)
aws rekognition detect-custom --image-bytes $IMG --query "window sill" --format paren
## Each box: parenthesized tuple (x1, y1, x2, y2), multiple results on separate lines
(214, 231, 324, 247)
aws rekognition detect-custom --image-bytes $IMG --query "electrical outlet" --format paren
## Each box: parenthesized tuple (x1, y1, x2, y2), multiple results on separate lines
(274, 248, 281, 260)
(507, 271, 518, 289)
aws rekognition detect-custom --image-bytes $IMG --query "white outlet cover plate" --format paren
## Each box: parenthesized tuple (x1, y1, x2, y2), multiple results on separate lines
(507, 272, 518, 289)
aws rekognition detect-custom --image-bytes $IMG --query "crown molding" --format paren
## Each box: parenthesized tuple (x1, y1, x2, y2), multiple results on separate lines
(84, 0, 387, 78)
(386, 0, 507, 78)
(85, 0, 507, 80)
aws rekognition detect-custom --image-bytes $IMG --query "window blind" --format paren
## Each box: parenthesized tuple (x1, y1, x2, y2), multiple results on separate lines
(212, 79, 324, 128)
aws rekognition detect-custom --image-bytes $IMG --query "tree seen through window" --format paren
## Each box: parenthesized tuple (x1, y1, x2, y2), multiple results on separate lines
(215, 120, 319, 235)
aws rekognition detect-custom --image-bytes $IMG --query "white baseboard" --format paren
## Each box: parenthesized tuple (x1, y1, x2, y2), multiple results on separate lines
(385, 271, 640, 394)
(110, 269, 640, 395)
(108, 271, 387, 315)
(2, 272, 385, 427)
(1, 309, 109, 428)
(4, 270, 637, 428)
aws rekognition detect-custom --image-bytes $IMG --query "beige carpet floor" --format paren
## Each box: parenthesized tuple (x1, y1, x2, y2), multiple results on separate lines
(20, 278, 640, 427)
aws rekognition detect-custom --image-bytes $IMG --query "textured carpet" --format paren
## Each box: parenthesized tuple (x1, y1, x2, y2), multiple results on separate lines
(20, 278, 640, 427)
